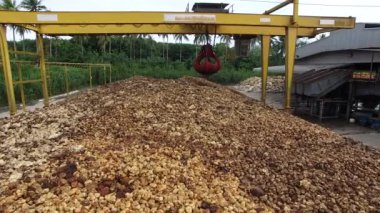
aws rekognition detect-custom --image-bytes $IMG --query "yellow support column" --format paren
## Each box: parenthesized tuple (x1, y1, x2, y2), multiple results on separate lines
(16, 63, 26, 111)
(37, 33, 49, 106)
(261, 35, 270, 103)
(103, 66, 106, 85)
(0, 25, 17, 115)
(64, 65, 69, 95)
(89, 66, 92, 88)
(284, 27, 297, 109)
(109, 66, 112, 83)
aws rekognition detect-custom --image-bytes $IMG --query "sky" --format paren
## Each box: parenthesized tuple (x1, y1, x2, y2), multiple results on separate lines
(40, 0, 380, 21)
(5, 0, 380, 42)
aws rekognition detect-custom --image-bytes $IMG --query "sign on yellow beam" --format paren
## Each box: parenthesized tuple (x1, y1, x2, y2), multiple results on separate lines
(164, 14, 216, 23)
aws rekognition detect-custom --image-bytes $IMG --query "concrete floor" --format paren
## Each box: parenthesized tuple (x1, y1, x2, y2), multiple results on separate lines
(0, 91, 79, 119)
(237, 90, 380, 149)
(238, 91, 285, 109)
(317, 120, 380, 149)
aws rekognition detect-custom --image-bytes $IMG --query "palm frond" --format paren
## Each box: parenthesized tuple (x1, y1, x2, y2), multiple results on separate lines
(0, 0, 19, 10)
(20, 0, 46, 11)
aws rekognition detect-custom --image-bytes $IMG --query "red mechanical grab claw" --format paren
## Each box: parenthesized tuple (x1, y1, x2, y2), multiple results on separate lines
(193, 44, 221, 75)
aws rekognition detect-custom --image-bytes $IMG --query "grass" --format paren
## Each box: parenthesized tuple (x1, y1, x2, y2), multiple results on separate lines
(111, 60, 258, 85)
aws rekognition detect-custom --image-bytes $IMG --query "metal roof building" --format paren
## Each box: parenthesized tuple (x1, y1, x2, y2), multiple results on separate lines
(296, 23, 380, 62)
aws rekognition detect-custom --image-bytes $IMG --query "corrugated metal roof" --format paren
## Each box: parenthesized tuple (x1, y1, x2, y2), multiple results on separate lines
(297, 23, 380, 59)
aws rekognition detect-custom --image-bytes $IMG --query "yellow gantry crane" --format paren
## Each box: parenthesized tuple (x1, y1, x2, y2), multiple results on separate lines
(0, 0, 355, 115)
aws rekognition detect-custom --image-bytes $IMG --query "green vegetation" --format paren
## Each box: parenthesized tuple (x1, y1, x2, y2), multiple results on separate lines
(0, 35, 290, 107)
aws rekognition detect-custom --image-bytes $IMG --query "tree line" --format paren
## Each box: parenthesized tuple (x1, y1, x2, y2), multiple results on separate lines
(8, 34, 303, 70)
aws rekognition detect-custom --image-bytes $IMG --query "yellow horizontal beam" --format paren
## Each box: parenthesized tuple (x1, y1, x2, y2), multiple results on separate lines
(13, 79, 41, 85)
(40, 24, 316, 36)
(0, 60, 34, 64)
(2, 60, 111, 67)
(46, 62, 111, 67)
(9, 50, 38, 56)
(0, 11, 355, 29)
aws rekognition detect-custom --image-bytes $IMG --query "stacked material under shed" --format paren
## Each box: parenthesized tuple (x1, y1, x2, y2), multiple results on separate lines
(234, 76, 284, 93)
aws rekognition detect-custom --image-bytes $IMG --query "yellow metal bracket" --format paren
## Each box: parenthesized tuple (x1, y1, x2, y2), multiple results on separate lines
(15, 24, 39, 32)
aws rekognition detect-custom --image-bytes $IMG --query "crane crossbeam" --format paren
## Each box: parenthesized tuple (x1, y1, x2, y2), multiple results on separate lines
(0, 11, 355, 32)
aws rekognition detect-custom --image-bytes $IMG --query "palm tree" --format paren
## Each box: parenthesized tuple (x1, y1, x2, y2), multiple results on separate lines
(0, 0, 17, 9)
(160, 35, 166, 60)
(159, 34, 170, 61)
(193, 34, 208, 57)
(219, 35, 232, 61)
(16, 26, 29, 51)
(53, 36, 59, 58)
(194, 34, 209, 45)
(127, 34, 138, 60)
(97, 35, 110, 55)
(270, 36, 285, 63)
(122, 35, 133, 59)
(48, 36, 52, 57)
(146, 35, 155, 58)
(174, 34, 189, 62)
(108, 35, 113, 54)
(137, 34, 152, 62)
(20, 0, 46, 11)
(0, 0, 19, 58)
(72, 35, 88, 56)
